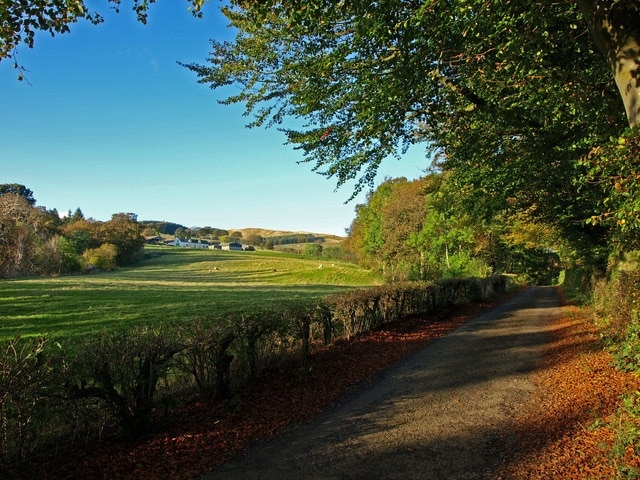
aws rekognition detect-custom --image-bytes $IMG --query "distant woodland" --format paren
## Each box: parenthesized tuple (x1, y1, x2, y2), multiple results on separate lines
(0, 183, 342, 277)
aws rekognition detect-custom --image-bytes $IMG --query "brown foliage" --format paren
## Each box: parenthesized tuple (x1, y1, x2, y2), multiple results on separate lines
(495, 303, 640, 478)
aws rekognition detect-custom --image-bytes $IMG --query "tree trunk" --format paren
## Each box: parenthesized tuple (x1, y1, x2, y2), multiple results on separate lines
(445, 244, 450, 269)
(578, 0, 640, 127)
(614, 36, 640, 128)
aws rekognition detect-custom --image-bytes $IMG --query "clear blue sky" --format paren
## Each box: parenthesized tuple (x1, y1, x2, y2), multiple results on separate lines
(0, 2, 428, 236)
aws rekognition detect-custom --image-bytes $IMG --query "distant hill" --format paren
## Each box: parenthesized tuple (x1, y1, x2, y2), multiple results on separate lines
(140, 222, 344, 245)
(235, 228, 344, 245)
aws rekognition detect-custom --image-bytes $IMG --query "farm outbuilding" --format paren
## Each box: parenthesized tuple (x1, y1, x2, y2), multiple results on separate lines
(171, 238, 210, 249)
(221, 241, 244, 251)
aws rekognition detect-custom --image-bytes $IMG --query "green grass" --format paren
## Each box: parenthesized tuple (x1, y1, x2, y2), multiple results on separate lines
(0, 247, 379, 340)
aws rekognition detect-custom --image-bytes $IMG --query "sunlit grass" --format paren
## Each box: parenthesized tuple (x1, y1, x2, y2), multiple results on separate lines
(0, 247, 379, 340)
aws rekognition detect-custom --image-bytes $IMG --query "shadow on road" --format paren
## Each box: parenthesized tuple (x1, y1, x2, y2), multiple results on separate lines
(203, 287, 567, 480)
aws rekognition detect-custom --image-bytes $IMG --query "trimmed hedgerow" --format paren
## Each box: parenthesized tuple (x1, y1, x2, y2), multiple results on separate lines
(0, 336, 49, 465)
(326, 276, 507, 341)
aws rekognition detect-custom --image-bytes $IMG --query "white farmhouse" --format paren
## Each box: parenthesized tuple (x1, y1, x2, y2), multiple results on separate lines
(172, 238, 210, 249)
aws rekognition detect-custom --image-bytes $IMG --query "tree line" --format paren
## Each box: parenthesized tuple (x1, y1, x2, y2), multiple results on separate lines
(0, 184, 144, 277)
(344, 173, 563, 285)
(0, 184, 340, 278)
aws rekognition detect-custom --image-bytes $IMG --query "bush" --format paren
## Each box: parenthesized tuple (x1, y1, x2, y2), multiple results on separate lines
(56, 236, 83, 273)
(590, 254, 640, 477)
(612, 391, 640, 478)
(82, 243, 118, 271)
(326, 288, 382, 340)
(0, 337, 51, 467)
(230, 307, 289, 382)
(303, 243, 323, 257)
(327, 276, 508, 342)
(279, 299, 330, 359)
(593, 267, 640, 372)
(66, 326, 183, 437)
(175, 317, 236, 400)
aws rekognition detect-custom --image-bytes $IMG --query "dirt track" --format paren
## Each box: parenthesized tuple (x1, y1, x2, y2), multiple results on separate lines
(202, 287, 561, 480)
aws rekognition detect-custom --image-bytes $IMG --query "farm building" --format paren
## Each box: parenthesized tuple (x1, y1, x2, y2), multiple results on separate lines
(170, 238, 210, 249)
(144, 235, 163, 245)
(221, 241, 244, 251)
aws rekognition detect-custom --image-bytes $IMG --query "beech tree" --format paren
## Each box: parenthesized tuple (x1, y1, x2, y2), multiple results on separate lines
(99, 213, 145, 265)
(0, 184, 35, 206)
(184, 2, 633, 177)
(182, 0, 638, 262)
(578, 0, 640, 127)
(5, 1, 636, 127)
(0, 193, 61, 276)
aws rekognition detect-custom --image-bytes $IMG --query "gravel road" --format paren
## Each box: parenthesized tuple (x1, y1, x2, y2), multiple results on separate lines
(202, 286, 561, 480)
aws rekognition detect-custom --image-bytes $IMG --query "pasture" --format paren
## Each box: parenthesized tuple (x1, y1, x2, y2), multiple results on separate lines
(0, 247, 379, 340)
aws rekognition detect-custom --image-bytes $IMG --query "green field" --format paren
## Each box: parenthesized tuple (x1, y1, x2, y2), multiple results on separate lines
(0, 247, 379, 340)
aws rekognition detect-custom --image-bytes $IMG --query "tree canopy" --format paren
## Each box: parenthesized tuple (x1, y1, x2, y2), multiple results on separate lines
(344, 173, 567, 284)
(0, 186, 145, 277)
(181, 0, 639, 265)
(0, 183, 36, 205)
(185, 1, 634, 181)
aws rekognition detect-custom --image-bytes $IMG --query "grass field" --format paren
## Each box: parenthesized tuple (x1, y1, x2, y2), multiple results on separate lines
(0, 247, 379, 340)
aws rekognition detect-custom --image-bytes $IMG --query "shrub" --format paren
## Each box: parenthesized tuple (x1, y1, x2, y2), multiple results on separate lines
(377, 283, 413, 323)
(66, 326, 183, 437)
(612, 391, 640, 479)
(279, 299, 330, 359)
(82, 243, 118, 271)
(589, 256, 640, 476)
(56, 236, 83, 273)
(326, 277, 508, 342)
(326, 289, 380, 340)
(303, 243, 323, 257)
(230, 307, 288, 382)
(478, 275, 508, 301)
(593, 267, 640, 372)
(315, 300, 334, 345)
(401, 282, 437, 315)
(175, 317, 236, 400)
(0, 337, 50, 466)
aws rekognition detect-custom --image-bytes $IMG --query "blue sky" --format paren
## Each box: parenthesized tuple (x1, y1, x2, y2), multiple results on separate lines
(0, 2, 428, 236)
